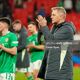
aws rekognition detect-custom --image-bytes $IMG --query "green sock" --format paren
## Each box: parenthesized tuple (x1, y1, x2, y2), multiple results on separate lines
(27, 75, 34, 80)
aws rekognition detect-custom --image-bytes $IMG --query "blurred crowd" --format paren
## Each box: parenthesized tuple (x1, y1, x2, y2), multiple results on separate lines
(0, 0, 80, 32)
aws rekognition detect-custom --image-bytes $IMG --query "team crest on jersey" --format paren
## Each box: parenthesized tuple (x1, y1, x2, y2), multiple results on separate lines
(5, 38, 9, 42)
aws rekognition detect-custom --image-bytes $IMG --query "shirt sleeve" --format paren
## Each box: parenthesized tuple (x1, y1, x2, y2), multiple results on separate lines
(10, 33, 18, 47)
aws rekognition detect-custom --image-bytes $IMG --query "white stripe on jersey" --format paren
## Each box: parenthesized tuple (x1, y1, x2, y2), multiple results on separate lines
(12, 41, 18, 44)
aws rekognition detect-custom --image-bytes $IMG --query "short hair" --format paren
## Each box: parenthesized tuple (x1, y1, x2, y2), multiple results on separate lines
(51, 7, 66, 19)
(12, 20, 21, 25)
(28, 21, 36, 26)
(0, 17, 11, 28)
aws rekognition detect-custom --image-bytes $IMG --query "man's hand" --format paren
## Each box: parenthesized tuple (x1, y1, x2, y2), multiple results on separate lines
(0, 44, 17, 55)
(27, 47, 31, 53)
(36, 15, 47, 27)
(26, 43, 35, 53)
(27, 43, 35, 49)
(0, 44, 3, 49)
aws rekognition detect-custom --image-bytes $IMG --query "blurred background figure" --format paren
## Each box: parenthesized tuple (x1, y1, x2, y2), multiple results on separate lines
(0, 0, 12, 19)
(12, 20, 33, 80)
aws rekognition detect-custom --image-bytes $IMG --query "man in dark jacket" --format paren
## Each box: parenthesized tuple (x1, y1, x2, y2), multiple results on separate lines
(37, 7, 76, 80)
(12, 20, 33, 80)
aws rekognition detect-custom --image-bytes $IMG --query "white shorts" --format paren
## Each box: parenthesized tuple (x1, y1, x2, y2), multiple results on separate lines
(30, 60, 42, 72)
(0, 73, 15, 80)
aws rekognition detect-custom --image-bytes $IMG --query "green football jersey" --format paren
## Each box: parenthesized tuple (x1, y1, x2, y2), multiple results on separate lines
(0, 31, 18, 73)
(27, 33, 44, 62)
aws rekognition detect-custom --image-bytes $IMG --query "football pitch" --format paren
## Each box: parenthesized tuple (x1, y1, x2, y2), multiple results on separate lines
(15, 67, 80, 80)
(73, 67, 80, 80)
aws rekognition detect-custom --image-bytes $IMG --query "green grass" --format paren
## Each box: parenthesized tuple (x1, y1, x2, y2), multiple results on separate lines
(15, 67, 80, 80)
(15, 72, 26, 80)
(73, 67, 80, 80)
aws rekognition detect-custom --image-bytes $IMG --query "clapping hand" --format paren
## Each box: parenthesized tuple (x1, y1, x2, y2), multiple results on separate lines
(36, 15, 47, 27)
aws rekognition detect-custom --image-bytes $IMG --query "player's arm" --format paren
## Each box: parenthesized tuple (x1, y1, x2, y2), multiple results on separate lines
(1, 33, 18, 55)
(27, 34, 45, 50)
(27, 44, 44, 50)
(0, 45, 17, 55)
(33, 45, 44, 50)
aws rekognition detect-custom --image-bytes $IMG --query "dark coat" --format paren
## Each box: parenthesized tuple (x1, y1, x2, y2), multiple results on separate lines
(16, 27, 29, 68)
(38, 22, 76, 79)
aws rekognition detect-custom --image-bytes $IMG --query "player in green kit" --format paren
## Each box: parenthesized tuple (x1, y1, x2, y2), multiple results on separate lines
(27, 22, 44, 80)
(0, 17, 18, 80)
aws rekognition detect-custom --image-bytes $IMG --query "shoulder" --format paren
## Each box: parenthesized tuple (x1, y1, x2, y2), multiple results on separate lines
(8, 32, 17, 39)
(61, 22, 76, 33)
(21, 27, 27, 33)
(27, 35, 33, 40)
(8, 31, 16, 36)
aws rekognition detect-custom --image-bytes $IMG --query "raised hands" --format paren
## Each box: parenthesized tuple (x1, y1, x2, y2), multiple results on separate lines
(36, 15, 47, 27)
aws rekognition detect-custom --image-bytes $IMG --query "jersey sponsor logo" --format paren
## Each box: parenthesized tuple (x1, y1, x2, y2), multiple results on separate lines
(5, 38, 9, 42)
